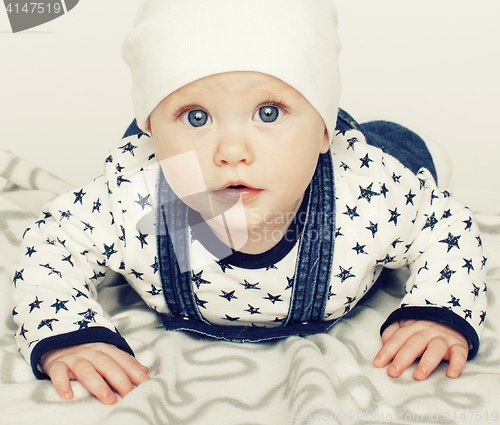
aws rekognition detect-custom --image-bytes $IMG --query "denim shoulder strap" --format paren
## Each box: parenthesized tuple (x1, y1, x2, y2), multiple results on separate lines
(284, 149, 335, 324)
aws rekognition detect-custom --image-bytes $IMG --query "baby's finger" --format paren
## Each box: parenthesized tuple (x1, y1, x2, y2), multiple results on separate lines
(374, 325, 411, 368)
(386, 333, 428, 378)
(103, 345, 150, 387)
(413, 337, 449, 381)
(45, 360, 74, 400)
(70, 358, 117, 405)
(446, 343, 468, 378)
(89, 352, 138, 399)
(380, 321, 402, 345)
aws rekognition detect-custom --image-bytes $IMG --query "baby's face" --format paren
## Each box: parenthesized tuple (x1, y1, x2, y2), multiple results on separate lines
(149, 71, 328, 240)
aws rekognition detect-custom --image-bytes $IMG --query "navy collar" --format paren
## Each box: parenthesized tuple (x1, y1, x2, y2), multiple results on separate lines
(188, 186, 309, 270)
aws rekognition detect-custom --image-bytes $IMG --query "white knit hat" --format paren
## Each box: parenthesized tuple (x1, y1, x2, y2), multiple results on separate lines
(122, 0, 342, 142)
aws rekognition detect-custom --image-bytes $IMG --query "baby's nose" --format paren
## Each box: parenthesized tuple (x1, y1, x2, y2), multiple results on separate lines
(214, 133, 254, 166)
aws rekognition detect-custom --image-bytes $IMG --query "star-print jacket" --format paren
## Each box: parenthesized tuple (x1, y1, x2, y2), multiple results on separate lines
(12, 112, 487, 379)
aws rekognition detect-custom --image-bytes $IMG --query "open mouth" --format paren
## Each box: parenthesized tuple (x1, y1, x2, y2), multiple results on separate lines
(226, 185, 248, 189)
(211, 184, 262, 203)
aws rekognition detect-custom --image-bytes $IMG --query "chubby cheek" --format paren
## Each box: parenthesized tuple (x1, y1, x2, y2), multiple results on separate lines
(153, 127, 213, 166)
(278, 142, 321, 188)
(152, 134, 214, 203)
(151, 118, 190, 160)
(153, 135, 182, 161)
(266, 157, 314, 213)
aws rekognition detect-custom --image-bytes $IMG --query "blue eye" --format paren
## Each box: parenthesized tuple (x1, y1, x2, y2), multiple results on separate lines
(253, 105, 283, 123)
(181, 109, 212, 127)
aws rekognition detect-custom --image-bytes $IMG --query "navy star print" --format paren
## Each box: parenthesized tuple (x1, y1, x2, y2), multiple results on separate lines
(19, 324, 28, 339)
(388, 208, 401, 226)
(463, 217, 473, 231)
(353, 243, 367, 255)
(216, 260, 234, 273)
(439, 233, 461, 252)
(264, 293, 283, 304)
(220, 290, 238, 302)
(335, 266, 355, 283)
(119, 141, 138, 156)
(405, 190, 416, 205)
(102, 243, 118, 259)
(245, 305, 261, 315)
(195, 294, 208, 309)
(146, 285, 161, 296)
(422, 212, 438, 231)
(192, 271, 211, 288)
(129, 269, 144, 280)
(441, 209, 452, 219)
(13, 269, 24, 286)
(392, 172, 401, 183)
(51, 299, 69, 313)
(73, 189, 86, 204)
(366, 222, 378, 238)
(79, 309, 97, 322)
(346, 137, 358, 150)
(28, 296, 42, 313)
(136, 231, 148, 248)
(463, 259, 474, 274)
(81, 221, 94, 233)
(358, 183, 380, 203)
(38, 318, 58, 331)
(75, 320, 90, 330)
(151, 257, 159, 274)
(92, 199, 102, 213)
(380, 183, 389, 197)
(224, 314, 239, 322)
(438, 265, 456, 283)
(240, 280, 261, 290)
(343, 205, 360, 221)
(135, 193, 151, 210)
(359, 153, 373, 169)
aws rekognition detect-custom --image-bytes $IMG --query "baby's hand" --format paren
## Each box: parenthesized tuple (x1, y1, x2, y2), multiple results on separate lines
(40, 342, 150, 405)
(373, 319, 468, 380)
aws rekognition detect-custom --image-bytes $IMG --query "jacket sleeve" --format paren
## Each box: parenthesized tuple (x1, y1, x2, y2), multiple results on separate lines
(11, 176, 133, 379)
(380, 168, 487, 359)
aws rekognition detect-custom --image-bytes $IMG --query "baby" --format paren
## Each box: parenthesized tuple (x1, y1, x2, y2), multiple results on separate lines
(12, 0, 487, 405)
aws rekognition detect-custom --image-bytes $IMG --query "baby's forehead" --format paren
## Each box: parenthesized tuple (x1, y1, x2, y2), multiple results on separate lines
(168, 72, 301, 100)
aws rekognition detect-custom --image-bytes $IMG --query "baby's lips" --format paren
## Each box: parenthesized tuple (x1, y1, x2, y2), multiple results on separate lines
(211, 187, 262, 203)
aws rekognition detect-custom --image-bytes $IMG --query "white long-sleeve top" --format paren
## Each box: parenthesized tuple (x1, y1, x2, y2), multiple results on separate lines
(11, 127, 487, 378)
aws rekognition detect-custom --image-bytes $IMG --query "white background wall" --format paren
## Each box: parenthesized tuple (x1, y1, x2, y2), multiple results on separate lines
(1, 1, 499, 211)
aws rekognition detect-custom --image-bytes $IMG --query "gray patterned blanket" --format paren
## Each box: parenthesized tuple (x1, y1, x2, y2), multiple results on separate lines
(1, 150, 499, 425)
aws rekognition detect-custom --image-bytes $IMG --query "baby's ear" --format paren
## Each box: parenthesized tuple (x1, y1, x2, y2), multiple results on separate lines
(320, 129, 330, 154)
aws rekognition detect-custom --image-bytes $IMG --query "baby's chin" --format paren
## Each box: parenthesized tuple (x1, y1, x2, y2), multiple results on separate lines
(197, 211, 250, 251)
(187, 204, 289, 255)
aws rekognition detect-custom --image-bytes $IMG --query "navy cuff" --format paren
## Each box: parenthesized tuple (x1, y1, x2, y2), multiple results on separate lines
(381, 306, 480, 359)
(30, 327, 134, 380)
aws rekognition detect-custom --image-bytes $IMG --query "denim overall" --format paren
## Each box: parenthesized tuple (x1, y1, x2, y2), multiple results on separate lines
(123, 109, 437, 342)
